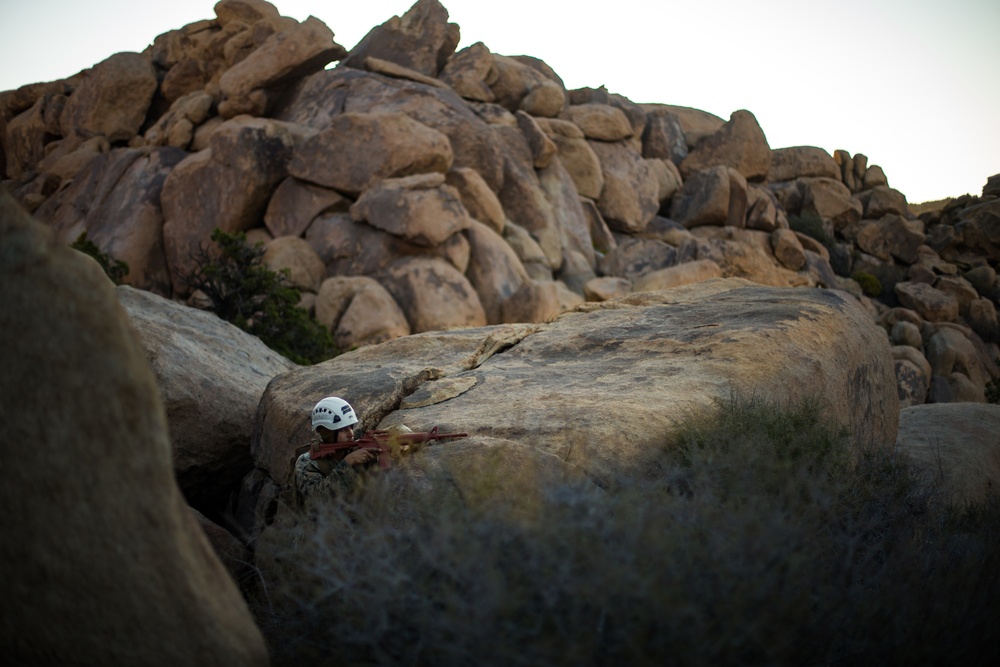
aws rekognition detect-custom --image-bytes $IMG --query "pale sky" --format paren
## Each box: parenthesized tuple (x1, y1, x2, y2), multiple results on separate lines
(1, 0, 997, 204)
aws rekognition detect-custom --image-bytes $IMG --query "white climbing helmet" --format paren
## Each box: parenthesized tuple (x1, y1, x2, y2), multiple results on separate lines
(311, 396, 359, 432)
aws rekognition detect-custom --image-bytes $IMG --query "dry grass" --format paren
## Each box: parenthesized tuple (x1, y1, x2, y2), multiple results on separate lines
(248, 394, 1000, 666)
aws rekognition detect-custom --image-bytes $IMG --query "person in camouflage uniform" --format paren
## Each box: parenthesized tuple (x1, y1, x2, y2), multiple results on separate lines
(294, 396, 376, 503)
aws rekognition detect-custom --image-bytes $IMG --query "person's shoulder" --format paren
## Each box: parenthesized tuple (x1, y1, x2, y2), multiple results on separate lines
(295, 450, 317, 471)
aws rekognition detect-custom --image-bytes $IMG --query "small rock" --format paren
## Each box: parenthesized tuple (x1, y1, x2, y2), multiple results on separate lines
(889, 320, 923, 348)
(584, 276, 631, 301)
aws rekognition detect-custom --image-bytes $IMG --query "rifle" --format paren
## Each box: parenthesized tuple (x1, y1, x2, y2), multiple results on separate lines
(308, 426, 468, 470)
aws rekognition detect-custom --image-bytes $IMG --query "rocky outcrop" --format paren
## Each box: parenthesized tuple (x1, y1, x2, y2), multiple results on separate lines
(2, 0, 998, 408)
(340, 0, 459, 78)
(0, 190, 268, 666)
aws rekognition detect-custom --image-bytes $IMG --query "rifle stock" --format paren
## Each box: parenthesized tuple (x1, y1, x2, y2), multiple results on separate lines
(309, 426, 468, 470)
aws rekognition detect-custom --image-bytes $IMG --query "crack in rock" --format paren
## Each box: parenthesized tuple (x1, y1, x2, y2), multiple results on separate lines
(400, 375, 478, 409)
(462, 323, 541, 370)
(396, 323, 542, 410)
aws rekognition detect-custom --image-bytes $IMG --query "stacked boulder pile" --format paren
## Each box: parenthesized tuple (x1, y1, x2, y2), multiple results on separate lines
(1, 0, 997, 406)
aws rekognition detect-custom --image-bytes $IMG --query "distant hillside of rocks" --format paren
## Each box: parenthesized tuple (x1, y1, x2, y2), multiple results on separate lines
(2, 0, 998, 408)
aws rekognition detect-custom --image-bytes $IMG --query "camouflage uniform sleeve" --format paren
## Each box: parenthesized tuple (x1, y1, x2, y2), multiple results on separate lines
(294, 452, 361, 501)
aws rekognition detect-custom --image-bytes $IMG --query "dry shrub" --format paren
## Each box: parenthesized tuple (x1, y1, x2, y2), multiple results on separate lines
(250, 395, 1000, 666)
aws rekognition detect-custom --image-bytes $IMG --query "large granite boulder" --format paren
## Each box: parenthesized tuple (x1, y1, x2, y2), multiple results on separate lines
(493, 124, 562, 267)
(897, 403, 1000, 506)
(59, 52, 158, 143)
(539, 159, 596, 270)
(0, 192, 268, 666)
(117, 286, 296, 511)
(340, 0, 459, 78)
(641, 107, 688, 165)
(768, 146, 839, 182)
(679, 110, 771, 182)
(288, 111, 453, 196)
(349, 173, 471, 247)
(440, 41, 498, 102)
(446, 166, 506, 233)
(856, 185, 909, 219)
(464, 220, 530, 324)
(161, 116, 296, 294)
(378, 255, 487, 332)
(305, 209, 471, 281)
(4, 88, 65, 181)
(537, 117, 604, 199)
(489, 54, 567, 117)
(562, 103, 634, 141)
(589, 140, 660, 233)
(597, 236, 678, 282)
(641, 103, 725, 148)
(33, 146, 187, 296)
(279, 67, 505, 192)
(692, 228, 810, 288)
(264, 176, 350, 238)
(671, 165, 748, 229)
(218, 15, 345, 117)
(799, 177, 863, 229)
(245, 279, 898, 517)
(895, 282, 960, 322)
(261, 235, 327, 293)
(314, 275, 411, 350)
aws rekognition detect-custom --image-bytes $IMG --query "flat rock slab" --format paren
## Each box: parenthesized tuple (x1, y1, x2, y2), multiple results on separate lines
(254, 278, 898, 487)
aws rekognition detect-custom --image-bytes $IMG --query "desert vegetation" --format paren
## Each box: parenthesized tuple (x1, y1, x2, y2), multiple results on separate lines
(186, 229, 336, 365)
(247, 395, 1000, 666)
(71, 231, 130, 284)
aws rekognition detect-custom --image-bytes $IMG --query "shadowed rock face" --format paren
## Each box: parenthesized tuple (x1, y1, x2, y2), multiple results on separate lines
(896, 403, 1000, 506)
(0, 191, 268, 666)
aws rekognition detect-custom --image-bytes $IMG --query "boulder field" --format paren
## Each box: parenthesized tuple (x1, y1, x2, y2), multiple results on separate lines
(2, 0, 998, 409)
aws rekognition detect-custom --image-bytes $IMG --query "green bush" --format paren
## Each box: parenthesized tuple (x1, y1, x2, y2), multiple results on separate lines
(788, 212, 833, 249)
(71, 232, 129, 284)
(249, 394, 1000, 666)
(851, 270, 883, 297)
(186, 229, 336, 365)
